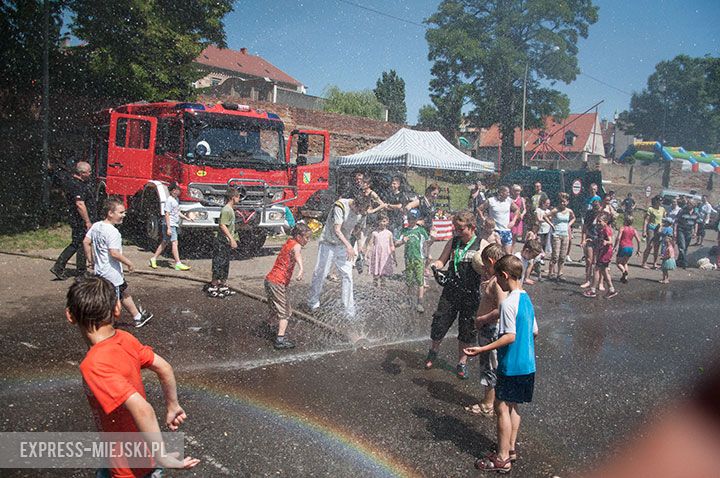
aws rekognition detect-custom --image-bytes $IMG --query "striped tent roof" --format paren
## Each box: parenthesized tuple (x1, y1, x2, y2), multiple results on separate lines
(337, 128, 495, 173)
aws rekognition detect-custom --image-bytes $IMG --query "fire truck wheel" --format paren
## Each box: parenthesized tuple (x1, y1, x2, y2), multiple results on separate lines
(140, 196, 162, 251)
(237, 228, 267, 256)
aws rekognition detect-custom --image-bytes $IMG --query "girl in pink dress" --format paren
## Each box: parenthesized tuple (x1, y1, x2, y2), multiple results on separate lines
(368, 213, 395, 286)
(509, 184, 526, 246)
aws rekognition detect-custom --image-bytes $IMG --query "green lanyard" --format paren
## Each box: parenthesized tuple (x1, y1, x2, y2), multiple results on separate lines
(453, 236, 477, 272)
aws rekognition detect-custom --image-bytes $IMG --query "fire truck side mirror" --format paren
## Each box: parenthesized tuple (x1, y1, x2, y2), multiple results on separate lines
(195, 141, 210, 157)
(297, 133, 309, 155)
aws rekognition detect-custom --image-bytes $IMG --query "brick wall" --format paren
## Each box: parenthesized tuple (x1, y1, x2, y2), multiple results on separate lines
(198, 94, 405, 156)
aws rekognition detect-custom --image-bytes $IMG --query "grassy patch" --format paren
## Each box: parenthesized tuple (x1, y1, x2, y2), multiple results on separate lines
(617, 211, 646, 231)
(406, 172, 472, 212)
(0, 223, 71, 252)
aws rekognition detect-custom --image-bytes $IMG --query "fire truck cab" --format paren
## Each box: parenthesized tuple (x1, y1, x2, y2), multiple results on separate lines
(89, 101, 329, 254)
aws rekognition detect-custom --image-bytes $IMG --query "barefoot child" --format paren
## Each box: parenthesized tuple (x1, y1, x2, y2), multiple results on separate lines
(465, 254, 538, 474)
(478, 217, 502, 246)
(265, 223, 312, 349)
(659, 218, 677, 284)
(398, 209, 430, 313)
(368, 213, 395, 287)
(83, 196, 153, 328)
(148, 182, 192, 271)
(580, 198, 602, 289)
(613, 215, 641, 283)
(514, 239, 543, 285)
(583, 213, 618, 299)
(66, 275, 200, 476)
(466, 244, 507, 417)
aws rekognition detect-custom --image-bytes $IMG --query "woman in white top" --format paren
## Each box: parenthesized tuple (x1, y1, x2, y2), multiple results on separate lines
(544, 192, 576, 281)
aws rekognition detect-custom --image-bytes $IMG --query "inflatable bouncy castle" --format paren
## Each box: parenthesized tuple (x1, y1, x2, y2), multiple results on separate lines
(619, 141, 720, 173)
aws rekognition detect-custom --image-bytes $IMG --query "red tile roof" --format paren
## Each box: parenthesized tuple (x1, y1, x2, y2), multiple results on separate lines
(195, 45, 303, 88)
(478, 113, 600, 153)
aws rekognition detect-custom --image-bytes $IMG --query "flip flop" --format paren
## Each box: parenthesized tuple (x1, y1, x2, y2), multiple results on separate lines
(464, 404, 494, 417)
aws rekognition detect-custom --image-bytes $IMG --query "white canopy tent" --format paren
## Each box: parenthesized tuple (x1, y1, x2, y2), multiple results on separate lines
(336, 128, 495, 173)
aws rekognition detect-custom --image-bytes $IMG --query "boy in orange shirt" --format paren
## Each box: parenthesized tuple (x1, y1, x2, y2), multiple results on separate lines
(265, 223, 312, 349)
(66, 275, 200, 477)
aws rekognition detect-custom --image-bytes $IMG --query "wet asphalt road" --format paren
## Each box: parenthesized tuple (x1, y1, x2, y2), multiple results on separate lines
(1, 252, 719, 477)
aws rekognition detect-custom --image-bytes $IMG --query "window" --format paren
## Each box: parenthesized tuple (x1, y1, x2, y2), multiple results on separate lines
(563, 131, 577, 146)
(155, 119, 181, 154)
(115, 118, 151, 149)
(210, 77, 221, 86)
(289, 133, 325, 165)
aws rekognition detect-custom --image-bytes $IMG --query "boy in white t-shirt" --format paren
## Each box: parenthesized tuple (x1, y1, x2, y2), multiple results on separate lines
(149, 182, 192, 271)
(83, 196, 153, 328)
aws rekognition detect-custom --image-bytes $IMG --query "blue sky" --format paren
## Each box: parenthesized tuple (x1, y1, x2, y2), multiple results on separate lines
(227, 0, 719, 124)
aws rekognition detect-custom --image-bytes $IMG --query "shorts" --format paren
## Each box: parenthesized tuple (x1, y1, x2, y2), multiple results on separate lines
(477, 323, 498, 388)
(596, 247, 612, 267)
(162, 225, 178, 242)
(96, 468, 162, 478)
(404, 258, 425, 286)
(661, 258, 676, 271)
(496, 372, 535, 403)
(430, 291, 479, 344)
(617, 246, 633, 258)
(265, 279, 291, 321)
(114, 281, 129, 300)
(496, 229, 513, 246)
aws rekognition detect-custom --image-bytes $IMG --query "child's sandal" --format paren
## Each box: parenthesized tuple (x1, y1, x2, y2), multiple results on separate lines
(474, 453, 512, 474)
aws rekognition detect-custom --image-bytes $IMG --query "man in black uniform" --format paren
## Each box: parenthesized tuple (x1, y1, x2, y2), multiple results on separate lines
(424, 210, 482, 379)
(51, 161, 95, 279)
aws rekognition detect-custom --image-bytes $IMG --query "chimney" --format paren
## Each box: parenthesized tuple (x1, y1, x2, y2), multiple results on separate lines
(240, 48, 247, 55)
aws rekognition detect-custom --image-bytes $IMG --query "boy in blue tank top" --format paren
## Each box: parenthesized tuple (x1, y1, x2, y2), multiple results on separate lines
(464, 254, 538, 474)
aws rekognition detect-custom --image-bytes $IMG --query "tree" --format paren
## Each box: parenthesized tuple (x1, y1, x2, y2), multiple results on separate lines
(618, 55, 720, 153)
(425, 0, 598, 172)
(374, 70, 407, 124)
(323, 85, 386, 120)
(0, 0, 66, 112)
(66, 0, 234, 102)
(416, 84, 466, 143)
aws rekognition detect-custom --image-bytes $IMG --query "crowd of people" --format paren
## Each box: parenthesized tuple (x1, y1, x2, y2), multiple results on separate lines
(51, 163, 720, 476)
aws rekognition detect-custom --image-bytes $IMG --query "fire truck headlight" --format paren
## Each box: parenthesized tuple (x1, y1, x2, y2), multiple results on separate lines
(188, 187, 204, 200)
(268, 211, 284, 222)
(186, 211, 207, 221)
(269, 190, 284, 203)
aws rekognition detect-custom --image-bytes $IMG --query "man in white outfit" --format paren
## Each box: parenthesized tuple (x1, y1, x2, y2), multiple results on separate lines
(307, 195, 371, 318)
(478, 185, 519, 254)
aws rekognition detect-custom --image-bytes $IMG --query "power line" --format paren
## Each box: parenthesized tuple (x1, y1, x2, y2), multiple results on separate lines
(579, 72, 633, 96)
(338, 0, 634, 98)
(335, 0, 427, 28)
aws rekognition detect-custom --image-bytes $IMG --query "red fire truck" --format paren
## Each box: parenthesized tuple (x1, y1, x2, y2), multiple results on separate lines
(88, 101, 330, 253)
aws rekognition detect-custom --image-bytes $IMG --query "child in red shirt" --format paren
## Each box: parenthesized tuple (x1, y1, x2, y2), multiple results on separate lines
(265, 223, 312, 349)
(66, 275, 199, 477)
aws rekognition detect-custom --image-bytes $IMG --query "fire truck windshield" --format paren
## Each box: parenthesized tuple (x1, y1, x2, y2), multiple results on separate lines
(185, 113, 285, 169)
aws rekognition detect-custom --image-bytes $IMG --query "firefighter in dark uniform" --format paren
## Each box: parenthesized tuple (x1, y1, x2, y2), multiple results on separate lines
(51, 161, 96, 280)
(424, 210, 482, 379)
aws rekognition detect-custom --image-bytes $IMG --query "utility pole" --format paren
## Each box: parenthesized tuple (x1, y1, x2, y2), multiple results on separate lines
(521, 62, 528, 168)
(41, 0, 51, 223)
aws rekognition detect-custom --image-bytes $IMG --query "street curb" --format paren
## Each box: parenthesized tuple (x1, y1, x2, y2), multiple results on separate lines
(0, 250, 344, 338)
